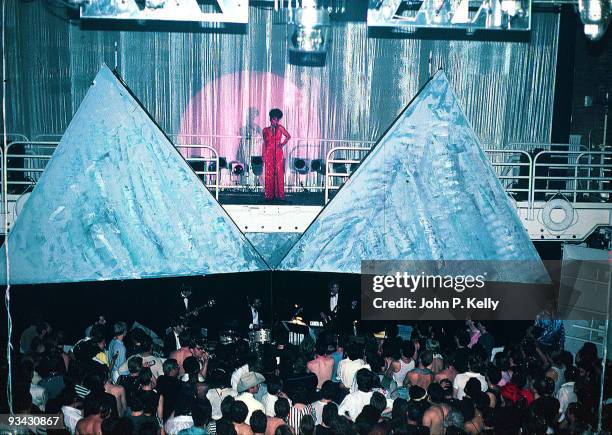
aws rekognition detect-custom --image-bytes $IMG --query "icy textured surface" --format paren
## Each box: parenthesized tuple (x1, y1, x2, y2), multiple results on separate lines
(245, 233, 301, 269)
(1, 65, 268, 285)
(278, 72, 549, 283)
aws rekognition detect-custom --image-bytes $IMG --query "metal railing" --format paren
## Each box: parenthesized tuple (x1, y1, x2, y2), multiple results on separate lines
(6, 134, 30, 143)
(6, 141, 58, 194)
(286, 139, 375, 193)
(171, 134, 379, 190)
(3, 135, 611, 214)
(531, 150, 612, 203)
(323, 145, 612, 207)
(3, 141, 221, 200)
(485, 149, 533, 207)
(324, 146, 371, 203)
(174, 144, 220, 200)
(32, 134, 62, 142)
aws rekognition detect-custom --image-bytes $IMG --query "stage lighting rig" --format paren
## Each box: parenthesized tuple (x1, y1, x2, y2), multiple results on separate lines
(250, 156, 264, 176)
(288, 2, 331, 65)
(311, 159, 325, 174)
(367, 0, 531, 32)
(80, 0, 249, 25)
(230, 161, 247, 175)
(291, 158, 310, 174)
(578, 0, 610, 41)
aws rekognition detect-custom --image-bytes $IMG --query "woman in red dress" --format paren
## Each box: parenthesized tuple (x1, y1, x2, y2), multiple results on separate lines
(263, 108, 291, 201)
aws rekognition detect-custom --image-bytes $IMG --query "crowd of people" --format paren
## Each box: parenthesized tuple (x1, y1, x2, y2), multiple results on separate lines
(3, 316, 610, 435)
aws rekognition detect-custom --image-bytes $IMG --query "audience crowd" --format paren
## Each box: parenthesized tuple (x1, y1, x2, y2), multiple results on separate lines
(2, 317, 610, 435)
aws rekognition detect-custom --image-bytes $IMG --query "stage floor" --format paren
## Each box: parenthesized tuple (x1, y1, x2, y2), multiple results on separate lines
(217, 189, 326, 206)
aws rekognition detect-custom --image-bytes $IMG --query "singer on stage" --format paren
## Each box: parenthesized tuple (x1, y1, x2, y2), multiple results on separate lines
(263, 108, 291, 201)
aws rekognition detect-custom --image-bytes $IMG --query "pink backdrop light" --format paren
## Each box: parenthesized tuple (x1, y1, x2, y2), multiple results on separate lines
(178, 70, 322, 185)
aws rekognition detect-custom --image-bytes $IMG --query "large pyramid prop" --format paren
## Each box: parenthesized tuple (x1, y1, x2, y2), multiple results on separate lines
(245, 233, 301, 269)
(277, 71, 549, 283)
(1, 65, 269, 284)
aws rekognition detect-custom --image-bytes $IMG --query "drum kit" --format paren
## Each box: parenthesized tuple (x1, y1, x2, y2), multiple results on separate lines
(217, 327, 272, 348)
(249, 328, 272, 344)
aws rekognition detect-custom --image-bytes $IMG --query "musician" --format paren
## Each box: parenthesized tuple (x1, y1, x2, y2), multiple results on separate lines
(169, 283, 204, 329)
(319, 281, 358, 332)
(246, 297, 264, 331)
(163, 318, 186, 356)
(170, 283, 194, 317)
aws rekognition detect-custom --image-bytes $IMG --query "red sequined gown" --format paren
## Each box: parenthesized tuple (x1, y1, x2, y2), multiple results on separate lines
(263, 126, 285, 200)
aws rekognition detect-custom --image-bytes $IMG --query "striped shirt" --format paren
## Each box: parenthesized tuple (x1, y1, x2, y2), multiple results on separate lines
(75, 384, 91, 399)
(287, 404, 314, 433)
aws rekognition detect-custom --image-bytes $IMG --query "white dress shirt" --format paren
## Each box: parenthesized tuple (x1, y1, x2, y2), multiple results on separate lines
(338, 390, 373, 421)
(235, 392, 265, 422)
(250, 307, 260, 329)
(173, 331, 181, 351)
(312, 399, 331, 425)
(61, 405, 82, 435)
(261, 392, 278, 417)
(30, 383, 47, 412)
(206, 387, 238, 420)
(330, 294, 338, 313)
(557, 381, 577, 421)
(337, 358, 368, 390)
(165, 415, 194, 435)
(453, 372, 487, 400)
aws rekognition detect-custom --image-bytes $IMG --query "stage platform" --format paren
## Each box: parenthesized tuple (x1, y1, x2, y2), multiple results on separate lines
(220, 199, 612, 241)
(217, 189, 325, 206)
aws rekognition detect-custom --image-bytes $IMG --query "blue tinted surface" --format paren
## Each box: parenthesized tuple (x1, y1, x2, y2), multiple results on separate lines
(245, 233, 301, 269)
(1, 65, 268, 284)
(278, 72, 548, 283)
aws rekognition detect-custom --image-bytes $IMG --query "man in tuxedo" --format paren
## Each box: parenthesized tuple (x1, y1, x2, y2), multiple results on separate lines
(163, 318, 186, 356)
(319, 281, 358, 332)
(245, 297, 264, 331)
(169, 283, 198, 328)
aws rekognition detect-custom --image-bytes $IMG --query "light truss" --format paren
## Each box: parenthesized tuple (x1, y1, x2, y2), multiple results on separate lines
(80, 0, 249, 24)
(367, 0, 531, 32)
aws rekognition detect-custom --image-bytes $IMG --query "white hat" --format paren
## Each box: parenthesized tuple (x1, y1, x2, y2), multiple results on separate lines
(237, 371, 265, 393)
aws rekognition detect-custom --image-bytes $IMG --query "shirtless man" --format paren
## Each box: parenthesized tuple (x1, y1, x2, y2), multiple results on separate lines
(75, 394, 111, 435)
(103, 371, 127, 417)
(405, 350, 435, 390)
(169, 335, 209, 378)
(266, 398, 290, 435)
(422, 383, 450, 435)
(434, 358, 458, 384)
(307, 341, 334, 389)
(231, 401, 254, 435)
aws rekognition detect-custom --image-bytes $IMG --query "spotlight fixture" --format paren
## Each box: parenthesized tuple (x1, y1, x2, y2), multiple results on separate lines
(288, 6, 331, 66)
(578, 0, 610, 40)
(311, 159, 325, 174)
(230, 161, 246, 176)
(208, 157, 227, 172)
(292, 158, 310, 174)
(250, 156, 264, 176)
